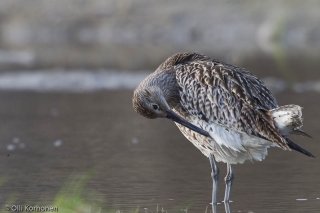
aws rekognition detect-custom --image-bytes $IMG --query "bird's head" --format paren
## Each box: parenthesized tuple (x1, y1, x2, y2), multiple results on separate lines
(132, 85, 169, 119)
(132, 85, 211, 138)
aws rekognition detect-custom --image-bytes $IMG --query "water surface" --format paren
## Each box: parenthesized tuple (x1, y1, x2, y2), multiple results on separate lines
(0, 90, 319, 213)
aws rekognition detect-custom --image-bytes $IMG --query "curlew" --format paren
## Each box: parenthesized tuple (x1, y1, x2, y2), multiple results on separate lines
(132, 52, 314, 212)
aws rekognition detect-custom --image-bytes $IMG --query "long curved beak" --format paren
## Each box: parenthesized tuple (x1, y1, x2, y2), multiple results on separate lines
(166, 109, 211, 138)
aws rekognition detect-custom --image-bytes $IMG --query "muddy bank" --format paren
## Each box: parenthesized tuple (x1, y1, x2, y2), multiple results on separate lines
(1, 0, 320, 70)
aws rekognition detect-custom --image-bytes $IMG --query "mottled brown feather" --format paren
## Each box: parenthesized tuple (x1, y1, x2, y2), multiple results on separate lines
(157, 52, 290, 150)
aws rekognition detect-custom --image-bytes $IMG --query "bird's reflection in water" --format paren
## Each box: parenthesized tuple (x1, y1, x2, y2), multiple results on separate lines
(224, 201, 231, 213)
(211, 201, 231, 213)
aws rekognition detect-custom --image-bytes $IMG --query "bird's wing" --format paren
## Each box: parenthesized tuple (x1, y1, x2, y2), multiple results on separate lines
(174, 56, 289, 150)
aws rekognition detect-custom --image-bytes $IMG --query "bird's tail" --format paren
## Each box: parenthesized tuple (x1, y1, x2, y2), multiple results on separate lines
(269, 104, 311, 137)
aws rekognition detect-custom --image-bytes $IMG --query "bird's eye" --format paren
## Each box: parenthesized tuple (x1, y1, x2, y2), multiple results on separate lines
(152, 104, 159, 110)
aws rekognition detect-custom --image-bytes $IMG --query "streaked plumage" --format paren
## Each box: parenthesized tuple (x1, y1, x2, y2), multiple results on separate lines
(132, 52, 314, 212)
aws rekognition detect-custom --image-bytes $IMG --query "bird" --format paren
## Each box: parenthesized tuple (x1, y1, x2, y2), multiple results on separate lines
(132, 52, 314, 213)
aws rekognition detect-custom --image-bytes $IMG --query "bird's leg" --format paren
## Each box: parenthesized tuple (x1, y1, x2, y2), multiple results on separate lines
(209, 154, 219, 213)
(223, 163, 234, 203)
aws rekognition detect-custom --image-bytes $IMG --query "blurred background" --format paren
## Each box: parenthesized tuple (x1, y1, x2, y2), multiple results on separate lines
(0, 0, 320, 212)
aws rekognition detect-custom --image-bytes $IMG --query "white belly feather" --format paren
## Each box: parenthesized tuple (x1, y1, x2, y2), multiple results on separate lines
(175, 115, 276, 164)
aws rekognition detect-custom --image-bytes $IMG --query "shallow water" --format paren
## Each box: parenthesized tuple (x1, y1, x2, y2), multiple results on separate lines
(0, 90, 319, 213)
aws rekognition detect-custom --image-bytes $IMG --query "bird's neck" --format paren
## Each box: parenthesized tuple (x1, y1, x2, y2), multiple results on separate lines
(150, 71, 180, 109)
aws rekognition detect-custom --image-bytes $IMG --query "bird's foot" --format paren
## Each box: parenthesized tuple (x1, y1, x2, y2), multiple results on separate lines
(223, 199, 230, 203)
